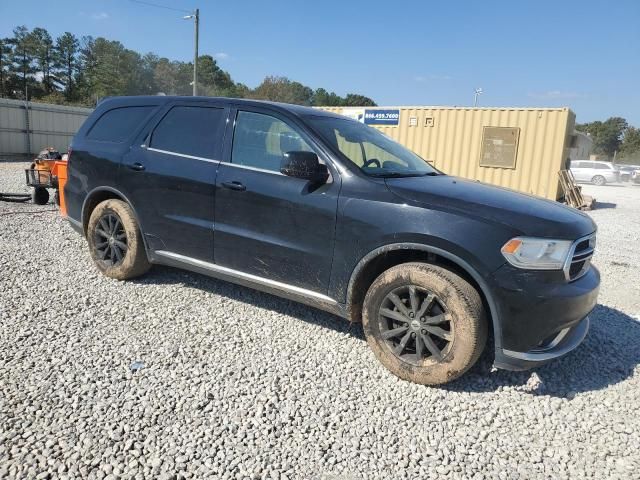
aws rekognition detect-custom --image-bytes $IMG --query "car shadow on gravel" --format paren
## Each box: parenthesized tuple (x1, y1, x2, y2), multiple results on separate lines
(134, 268, 638, 397)
(133, 265, 366, 340)
(444, 304, 640, 397)
(593, 201, 617, 209)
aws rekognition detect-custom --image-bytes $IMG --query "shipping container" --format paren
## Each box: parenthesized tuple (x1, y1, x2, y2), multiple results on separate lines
(318, 106, 577, 200)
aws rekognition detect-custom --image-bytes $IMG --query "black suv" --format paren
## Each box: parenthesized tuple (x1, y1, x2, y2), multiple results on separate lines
(65, 96, 600, 385)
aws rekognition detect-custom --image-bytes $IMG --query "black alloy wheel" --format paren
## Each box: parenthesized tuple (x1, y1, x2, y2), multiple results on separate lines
(94, 212, 128, 267)
(378, 285, 453, 365)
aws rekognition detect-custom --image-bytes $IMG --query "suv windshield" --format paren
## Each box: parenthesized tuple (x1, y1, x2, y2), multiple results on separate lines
(308, 116, 438, 177)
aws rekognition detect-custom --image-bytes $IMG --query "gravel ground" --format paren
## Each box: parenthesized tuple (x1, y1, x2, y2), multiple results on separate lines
(1, 162, 639, 480)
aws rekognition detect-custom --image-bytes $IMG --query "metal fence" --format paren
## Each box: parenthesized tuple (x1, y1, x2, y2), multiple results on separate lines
(0, 98, 93, 156)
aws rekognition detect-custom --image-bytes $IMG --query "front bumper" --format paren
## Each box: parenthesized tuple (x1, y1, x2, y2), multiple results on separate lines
(495, 315, 590, 370)
(489, 263, 599, 370)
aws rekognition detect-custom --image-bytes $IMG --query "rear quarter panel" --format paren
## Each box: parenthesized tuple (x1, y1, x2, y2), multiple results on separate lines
(65, 141, 129, 222)
(65, 99, 164, 224)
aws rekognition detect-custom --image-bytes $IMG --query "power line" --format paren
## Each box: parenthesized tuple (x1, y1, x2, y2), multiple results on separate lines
(128, 0, 192, 14)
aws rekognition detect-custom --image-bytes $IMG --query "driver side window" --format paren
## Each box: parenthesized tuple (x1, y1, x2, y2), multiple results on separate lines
(231, 111, 314, 172)
(336, 130, 364, 166)
(333, 128, 409, 169)
(363, 142, 409, 169)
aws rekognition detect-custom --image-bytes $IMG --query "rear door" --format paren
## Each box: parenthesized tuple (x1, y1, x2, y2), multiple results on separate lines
(582, 162, 597, 182)
(570, 161, 583, 181)
(213, 107, 340, 293)
(119, 101, 229, 262)
(595, 162, 617, 182)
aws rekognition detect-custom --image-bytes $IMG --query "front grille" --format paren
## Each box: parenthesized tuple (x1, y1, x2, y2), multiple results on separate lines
(564, 234, 595, 281)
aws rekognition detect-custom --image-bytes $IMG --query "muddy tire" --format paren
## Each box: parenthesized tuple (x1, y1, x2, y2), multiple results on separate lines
(362, 262, 487, 385)
(32, 187, 49, 205)
(87, 199, 150, 280)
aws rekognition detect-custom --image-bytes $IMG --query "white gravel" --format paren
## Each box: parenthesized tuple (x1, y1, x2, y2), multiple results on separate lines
(1, 162, 639, 480)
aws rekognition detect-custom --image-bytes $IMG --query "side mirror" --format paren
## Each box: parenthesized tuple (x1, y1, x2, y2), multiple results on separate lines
(280, 151, 329, 184)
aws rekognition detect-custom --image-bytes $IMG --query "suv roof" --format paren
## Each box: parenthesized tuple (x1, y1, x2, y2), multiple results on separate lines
(96, 95, 344, 120)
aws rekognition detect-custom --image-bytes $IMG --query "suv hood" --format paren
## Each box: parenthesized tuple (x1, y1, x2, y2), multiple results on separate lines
(385, 175, 596, 239)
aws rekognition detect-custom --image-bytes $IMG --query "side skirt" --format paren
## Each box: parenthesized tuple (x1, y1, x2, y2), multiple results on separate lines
(153, 250, 348, 319)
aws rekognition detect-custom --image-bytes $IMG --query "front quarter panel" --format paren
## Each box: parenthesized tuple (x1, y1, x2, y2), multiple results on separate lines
(328, 178, 518, 303)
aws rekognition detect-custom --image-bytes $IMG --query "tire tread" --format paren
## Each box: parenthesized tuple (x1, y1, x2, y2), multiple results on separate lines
(87, 199, 150, 280)
(362, 262, 487, 385)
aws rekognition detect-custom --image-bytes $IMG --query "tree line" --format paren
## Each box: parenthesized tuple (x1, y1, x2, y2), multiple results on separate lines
(576, 117, 640, 164)
(0, 25, 376, 108)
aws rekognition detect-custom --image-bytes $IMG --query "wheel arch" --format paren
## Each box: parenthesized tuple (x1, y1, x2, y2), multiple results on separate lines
(81, 187, 144, 238)
(346, 243, 502, 349)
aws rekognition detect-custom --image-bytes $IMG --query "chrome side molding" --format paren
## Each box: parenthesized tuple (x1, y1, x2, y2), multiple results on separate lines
(154, 250, 337, 304)
(147, 147, 221, 164)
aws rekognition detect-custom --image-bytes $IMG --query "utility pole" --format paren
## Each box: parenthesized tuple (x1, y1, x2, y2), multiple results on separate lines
(473, 87, 483, 107)
(184, 9, 199, 96)
(131, 1, 199, 95)
(193, 8, 199, 96)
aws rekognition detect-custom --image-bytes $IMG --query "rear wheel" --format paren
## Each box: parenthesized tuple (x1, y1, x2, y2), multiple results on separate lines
(592, 175, 606, 186)
(87, 199, 150, 280)
(362, 262, 487, 385)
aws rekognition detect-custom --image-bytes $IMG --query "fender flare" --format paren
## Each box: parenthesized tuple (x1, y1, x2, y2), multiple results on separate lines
(346, 242, 503, 349)
(81, 186, 153, 257)
(82, 186, 141, 229)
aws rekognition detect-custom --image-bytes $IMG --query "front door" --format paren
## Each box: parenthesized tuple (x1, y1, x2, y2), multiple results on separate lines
(119, 102, 228, 262)
(213, 109, 339, 293)
(572, 162, 587, 182)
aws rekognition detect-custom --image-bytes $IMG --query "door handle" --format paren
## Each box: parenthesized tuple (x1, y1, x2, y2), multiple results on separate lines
(221, 181, 246, 191)
(128, 162, 145, 171)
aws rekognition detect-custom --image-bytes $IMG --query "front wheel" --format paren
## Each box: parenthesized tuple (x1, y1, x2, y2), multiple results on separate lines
(87, 199, 150, 280)
(362, 262, 487, 385)
(592, 175, 606, 186)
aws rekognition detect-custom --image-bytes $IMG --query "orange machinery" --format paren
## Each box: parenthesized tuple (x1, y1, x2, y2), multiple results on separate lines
(25, 147, 68, 215)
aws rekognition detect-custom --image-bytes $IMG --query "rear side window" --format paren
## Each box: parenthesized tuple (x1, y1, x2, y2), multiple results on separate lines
(595, 163, 610, 170)
(150, 106, 226, 159)
(87, 106, 155, 142)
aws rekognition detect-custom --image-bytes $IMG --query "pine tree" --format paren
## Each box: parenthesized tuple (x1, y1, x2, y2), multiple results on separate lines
(0, 37, 13, 97)
(54, 32, 79, 97)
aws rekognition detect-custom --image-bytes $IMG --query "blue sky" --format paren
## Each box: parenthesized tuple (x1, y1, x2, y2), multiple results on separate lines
(1, 0, 639, 124)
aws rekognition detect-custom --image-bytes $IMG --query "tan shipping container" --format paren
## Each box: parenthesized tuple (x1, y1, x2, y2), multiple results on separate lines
(317, 106, 576, 201)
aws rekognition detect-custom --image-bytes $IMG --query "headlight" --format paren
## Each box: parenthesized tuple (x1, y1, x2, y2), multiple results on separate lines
(501, 237, 572, 270)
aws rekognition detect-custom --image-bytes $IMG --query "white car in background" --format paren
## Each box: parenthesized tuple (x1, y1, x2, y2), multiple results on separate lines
(570, 160, 620, 186)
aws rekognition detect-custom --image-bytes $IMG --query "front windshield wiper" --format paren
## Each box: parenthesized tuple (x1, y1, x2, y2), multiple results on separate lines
(366, 171, 439, 178)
